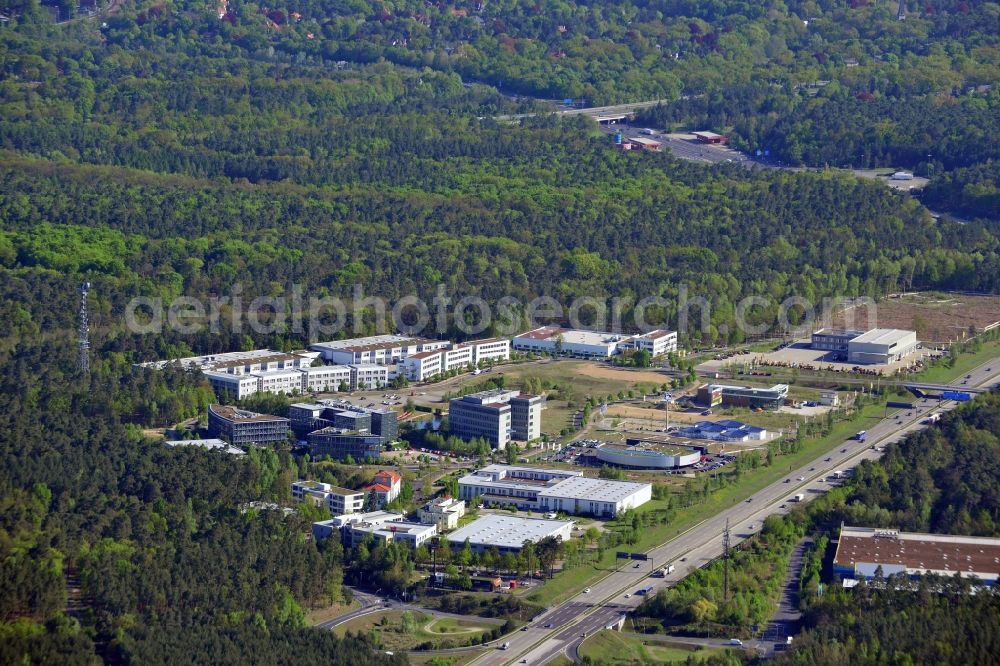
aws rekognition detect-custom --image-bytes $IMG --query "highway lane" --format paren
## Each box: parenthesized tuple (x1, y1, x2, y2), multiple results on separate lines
(469, 357, 1000, 666)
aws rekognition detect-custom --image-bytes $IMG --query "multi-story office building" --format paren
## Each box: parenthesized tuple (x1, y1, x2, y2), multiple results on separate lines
(623, 329, 678, 357)
(811, 328, 865, 354)
(510, 394, 542, 441)
(291, 480, 366, 515)
(207, 404, 290, 446)
(307, 428, 384, 461)
(457, 465, 651, 519)
(310, 335, 447, 366)
(345, 518, 436, 549)
(289, 399, 397, 440)
(400, 338, 512, 382)
(418, 497, 466, 531)
(449, 389, 543, 448)
(513, 326, 676, 359)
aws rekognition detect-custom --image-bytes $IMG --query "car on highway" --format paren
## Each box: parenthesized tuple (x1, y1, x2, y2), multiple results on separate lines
(746, 497, 752, 502)
(825, 457, 832, 462)
(624, 593, 631, 598)
(544, 623, 553, 628)
(841, 448, 847, 453)
(633, 562, 641, 568)
(797, 476, 804, 481)
(584, 588, 591, 594)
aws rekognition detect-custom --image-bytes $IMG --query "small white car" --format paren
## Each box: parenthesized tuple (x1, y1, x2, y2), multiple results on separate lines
(584, 588, 591, 594)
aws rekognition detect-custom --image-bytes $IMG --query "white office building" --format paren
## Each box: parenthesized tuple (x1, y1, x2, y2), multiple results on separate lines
(458, 465, 651, 518)
(346, 518, 437, 549)
(446, 514, 575, 554)
(400, 338, 511, 382)
(624, 329, 678, 357)
(418, 497, 466, 531)
(291, 480, 366, 516)
(310, 335, 447, 366)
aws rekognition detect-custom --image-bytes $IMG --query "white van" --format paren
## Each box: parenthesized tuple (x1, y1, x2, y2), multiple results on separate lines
(729, 638, 743, 646)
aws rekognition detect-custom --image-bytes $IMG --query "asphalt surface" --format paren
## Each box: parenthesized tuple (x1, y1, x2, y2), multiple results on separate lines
(467, 359, 1000, 666)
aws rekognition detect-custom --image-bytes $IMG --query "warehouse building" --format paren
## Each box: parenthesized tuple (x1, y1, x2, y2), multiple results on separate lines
(449, 389, 542, 448)
(847, 329, 919, 365)
(833, 525, 1000, 587)
(697, 383, 789, 410)
(445, 514, 575, 554)
(811, 328, 919, 365)
(457, 464, 650, 518)
(207, 404, 289, 446)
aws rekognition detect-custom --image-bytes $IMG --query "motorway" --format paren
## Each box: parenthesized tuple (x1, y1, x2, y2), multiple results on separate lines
(468, 359, 1000, 665)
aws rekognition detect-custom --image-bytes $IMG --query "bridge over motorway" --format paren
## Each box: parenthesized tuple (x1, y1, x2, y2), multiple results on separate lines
(903, 381, 989, 394)
(494, 98, 671, 122)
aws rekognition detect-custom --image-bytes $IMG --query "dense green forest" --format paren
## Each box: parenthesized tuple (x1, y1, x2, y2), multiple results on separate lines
(5, 0, 994, 217)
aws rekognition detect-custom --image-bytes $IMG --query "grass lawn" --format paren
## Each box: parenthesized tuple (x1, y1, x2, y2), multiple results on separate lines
(331, 610, 496, 652)
(306, 599, 360, 625)
(910, 340, 1000, 384)
(579, 631, 725, 664)
(407, 652, 488, 666)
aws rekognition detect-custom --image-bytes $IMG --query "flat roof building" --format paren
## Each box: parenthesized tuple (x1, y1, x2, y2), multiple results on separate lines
(207, 404, 289, 446)
(811, 328, 865, 353)
(164, 438, 244, 455)
(310, 335, 447, 366)
(446, 514, 574, 554)
(674, 419, 768, 442)
(347, 518, 436, 549)
(595, 442, 700, 469)
(290, 399, 397, 442)
(623, 329, 678, 357)
(811, 328, 919, 365)
(513, 326, 629, 359)
(457, 464, 650, 518)
(418, 496, 466, 531)
(697, 383, 788, 410)
(833, 525, 1000, 586)
(848, 329, 918, 365)
(449, 389, 542, 448)
(692, 131, 727, 144)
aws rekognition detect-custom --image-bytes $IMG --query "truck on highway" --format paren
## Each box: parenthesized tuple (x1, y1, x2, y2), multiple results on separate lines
(855, 430, 867, 442)
(923, 413, 941, 425)
(653, 564, 676, 577)
(792, 493, 804, 502)
(637, 585, 654, 596)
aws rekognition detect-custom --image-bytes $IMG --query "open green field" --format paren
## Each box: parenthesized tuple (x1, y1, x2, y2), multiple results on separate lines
(911, 340, 1000, 384)
(579, 631, 726, 664)
(331, 610, 498, 652)
(503, 361, 673, 437)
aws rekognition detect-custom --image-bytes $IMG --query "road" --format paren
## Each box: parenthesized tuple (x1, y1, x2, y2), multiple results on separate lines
(468, 357, 1000, 665)
(495, 99, 673, 122)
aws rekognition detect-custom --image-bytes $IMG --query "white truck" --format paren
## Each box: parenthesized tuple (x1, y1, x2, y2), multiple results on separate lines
(792, 493, 805, 502)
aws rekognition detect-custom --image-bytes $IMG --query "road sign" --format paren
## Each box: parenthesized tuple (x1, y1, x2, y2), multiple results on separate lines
(631, 553, 649, 561)
(616, 551, 631, 559)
